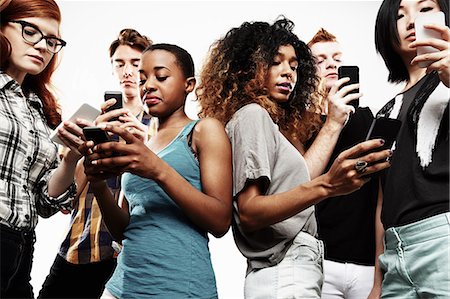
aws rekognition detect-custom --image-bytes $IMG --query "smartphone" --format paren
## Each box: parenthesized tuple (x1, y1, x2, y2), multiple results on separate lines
(415, 11, 445, 68)
(50, 103, 101, 145)
(338, 66, 359, 108)
(365, 117, 402, 151)
(83, 126, 111, 144)
(104, 91, 123, 121)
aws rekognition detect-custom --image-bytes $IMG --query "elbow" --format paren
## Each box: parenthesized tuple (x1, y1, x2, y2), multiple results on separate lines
(210, 216, 232, 238)
(238, 210, 260, 233)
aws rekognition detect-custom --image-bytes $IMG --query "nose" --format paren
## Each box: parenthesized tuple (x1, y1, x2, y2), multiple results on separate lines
(33, 38, 47, 52)
(326, 58, 337, 69)
(281, 61, 295, 80)
(141, 78, 156, 95)
(123, 64, 133, 77)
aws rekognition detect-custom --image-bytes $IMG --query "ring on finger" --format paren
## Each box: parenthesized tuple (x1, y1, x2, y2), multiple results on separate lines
(354, 160, 368, 174)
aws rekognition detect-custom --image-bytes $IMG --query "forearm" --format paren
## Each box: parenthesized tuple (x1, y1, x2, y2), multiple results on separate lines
(304, 121, 342, 179)
(371, 182, 385, 297)
(90, 181, 130, 241)
(238, 176, 332, 232)
(154, 161, 231, 237)
(48, 150, 79, 197)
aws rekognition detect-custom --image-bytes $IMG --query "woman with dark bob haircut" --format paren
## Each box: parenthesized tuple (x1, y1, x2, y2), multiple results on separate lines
(198, 17, 392, 298)
(370, 0, 449, 298)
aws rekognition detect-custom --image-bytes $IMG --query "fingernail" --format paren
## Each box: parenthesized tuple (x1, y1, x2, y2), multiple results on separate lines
(91, 160, 97, 165)
(389, 150, 393, 156)
(380, 139, 385, 145)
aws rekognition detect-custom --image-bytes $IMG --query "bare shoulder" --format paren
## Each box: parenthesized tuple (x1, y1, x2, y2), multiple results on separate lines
(194, 117, 226, 135)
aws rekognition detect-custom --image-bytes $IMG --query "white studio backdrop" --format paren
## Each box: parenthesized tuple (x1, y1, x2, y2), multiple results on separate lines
(32, 1, 402, 298)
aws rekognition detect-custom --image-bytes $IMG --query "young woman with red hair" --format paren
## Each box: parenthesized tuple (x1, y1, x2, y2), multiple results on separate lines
(0, 0, 85, 297)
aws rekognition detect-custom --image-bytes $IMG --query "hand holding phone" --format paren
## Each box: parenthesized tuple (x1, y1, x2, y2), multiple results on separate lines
(83, 126, 111, 145)
(104, 91, 123, 121)
(415, 11, 446, 68)
(50, 103, 100, 145)
(365, 117, 402, 152)
(338, 66, 360, 108)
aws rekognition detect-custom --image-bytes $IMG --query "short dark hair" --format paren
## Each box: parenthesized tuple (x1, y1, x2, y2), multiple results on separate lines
(143, 43, 195, 79)
(109, 28, 152, 58)
(375, 0, 449, 83)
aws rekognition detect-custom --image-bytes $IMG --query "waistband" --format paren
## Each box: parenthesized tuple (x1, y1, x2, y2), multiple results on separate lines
(294, 231, 322, 248)
(0, 223, 35, 241)
(385, 212, 450, 248)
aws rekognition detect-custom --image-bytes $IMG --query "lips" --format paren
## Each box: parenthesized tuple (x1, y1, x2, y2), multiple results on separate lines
(121, 80, 135, 85)
(406, 32, 416, 41)
(27, 54, 44, 63)
(326, 73, 338, 78)
(143, 95, 161, 105)
(276, 82, 292, 93)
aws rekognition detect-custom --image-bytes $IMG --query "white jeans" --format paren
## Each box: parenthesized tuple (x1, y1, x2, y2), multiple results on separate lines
(244, 231, 324, 299)
(321, 259, 374, 299)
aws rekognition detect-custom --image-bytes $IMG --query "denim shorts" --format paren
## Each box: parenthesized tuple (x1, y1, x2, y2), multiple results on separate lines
(379, 212, 450, 298)
(245, 231, 324, 299)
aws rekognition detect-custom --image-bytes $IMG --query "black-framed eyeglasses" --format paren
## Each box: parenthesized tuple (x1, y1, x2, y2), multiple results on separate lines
(9, 20, 67, 54)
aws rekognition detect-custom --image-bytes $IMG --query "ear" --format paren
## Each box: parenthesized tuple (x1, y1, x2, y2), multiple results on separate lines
(184, 77, 196, 94)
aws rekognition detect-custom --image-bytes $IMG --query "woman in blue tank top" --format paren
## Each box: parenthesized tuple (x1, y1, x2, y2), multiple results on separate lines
(80, 44, 233, 298)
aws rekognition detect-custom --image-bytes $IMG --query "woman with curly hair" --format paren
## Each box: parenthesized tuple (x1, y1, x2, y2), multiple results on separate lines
(197, 17, 392, 298)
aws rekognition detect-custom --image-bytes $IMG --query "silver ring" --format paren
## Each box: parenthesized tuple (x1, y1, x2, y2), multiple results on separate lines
(354, 160, 368, 173)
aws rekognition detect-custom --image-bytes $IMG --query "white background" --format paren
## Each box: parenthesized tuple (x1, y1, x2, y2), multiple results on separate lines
(32, 1, 402, 298)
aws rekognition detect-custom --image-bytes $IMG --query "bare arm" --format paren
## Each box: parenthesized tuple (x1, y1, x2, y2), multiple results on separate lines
(305, 79, 362, 178)
(237, 139, 391, 232)
(154, 118, 232, 237)
(368, 181, 385, 299)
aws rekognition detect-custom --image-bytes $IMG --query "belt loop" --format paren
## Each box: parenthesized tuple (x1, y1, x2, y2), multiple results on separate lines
(392, 228, 402, 247)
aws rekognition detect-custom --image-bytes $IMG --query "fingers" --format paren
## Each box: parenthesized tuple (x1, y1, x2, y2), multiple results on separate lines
(101, 124, 139, 144)
(96, 108, 130, 124)
(339, 139, 386, 160)
(101, 98, 117, 112)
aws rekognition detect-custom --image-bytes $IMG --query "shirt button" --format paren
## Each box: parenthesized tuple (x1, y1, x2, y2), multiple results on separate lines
(23, 185, 27, 190)
(25, 214, 30, 220)
(29, 130, 34, 134)
(27, 156, 32, 162)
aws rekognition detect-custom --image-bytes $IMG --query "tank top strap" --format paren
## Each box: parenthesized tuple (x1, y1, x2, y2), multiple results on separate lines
(178, 119, 200, 139)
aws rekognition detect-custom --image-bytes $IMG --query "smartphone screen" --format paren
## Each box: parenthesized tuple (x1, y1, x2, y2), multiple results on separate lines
(104, 91, 123, 121)
(338, 66, 359, 108)
(83, 126, 111, 144)
(415, 11, 445, 68)
(365, 117, 402, 151)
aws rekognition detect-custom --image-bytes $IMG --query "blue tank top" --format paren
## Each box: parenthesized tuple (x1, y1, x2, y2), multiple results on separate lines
(106, 120, 217, 298)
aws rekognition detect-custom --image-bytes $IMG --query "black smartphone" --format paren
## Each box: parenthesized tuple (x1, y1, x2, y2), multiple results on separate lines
(338, 66, 359, 108)
(83, 126, 111, 144)
(365, 117, 402, 151)
(104, 91, 123, 121)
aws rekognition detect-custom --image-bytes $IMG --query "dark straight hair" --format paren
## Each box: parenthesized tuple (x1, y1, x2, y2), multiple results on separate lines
(375, 0, 449, 83)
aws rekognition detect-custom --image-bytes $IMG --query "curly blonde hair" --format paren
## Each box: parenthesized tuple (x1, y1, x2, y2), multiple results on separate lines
(197, 17, 322, 143)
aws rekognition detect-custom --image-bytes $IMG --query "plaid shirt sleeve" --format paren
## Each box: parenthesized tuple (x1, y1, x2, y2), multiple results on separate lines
(35, 160, 77, 218)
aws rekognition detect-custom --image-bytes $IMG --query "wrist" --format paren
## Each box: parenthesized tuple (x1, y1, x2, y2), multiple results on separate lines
(63, 149, 82, 164)
(322, 118, 345, 133)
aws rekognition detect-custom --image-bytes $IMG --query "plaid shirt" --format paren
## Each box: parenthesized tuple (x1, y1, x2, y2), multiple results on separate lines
(0, 72, 75, 231)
